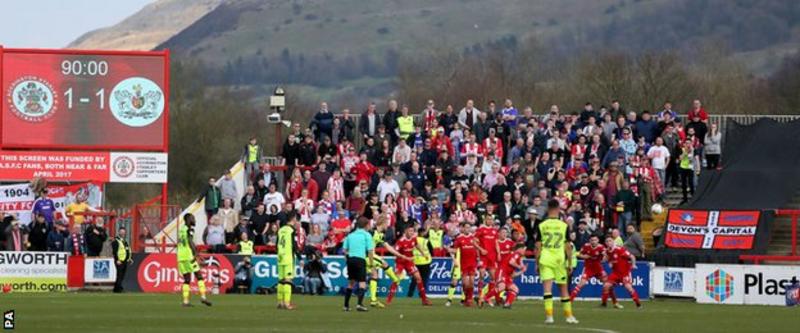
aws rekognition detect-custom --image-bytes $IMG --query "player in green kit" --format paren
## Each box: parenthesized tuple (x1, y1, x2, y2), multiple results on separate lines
(177, 213, 212, 307)
(277, 216, 300, 310)
(367, 218, 402, 308)
(535, 200, 577, 324)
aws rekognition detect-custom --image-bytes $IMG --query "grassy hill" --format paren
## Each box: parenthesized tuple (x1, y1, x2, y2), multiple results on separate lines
(70, 0, 800, 100)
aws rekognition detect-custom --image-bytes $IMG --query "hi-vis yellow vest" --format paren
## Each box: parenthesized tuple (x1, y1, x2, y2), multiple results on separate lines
(116, 238, 128, 261)
(247, 144, 259, 163)
(428, 229, 444, 249)
(413, 236, 432, 265)
(239, 240, 254, 255)
(398, 116, 414, 139)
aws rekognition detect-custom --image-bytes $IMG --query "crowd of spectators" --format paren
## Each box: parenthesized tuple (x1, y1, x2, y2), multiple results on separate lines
(210, 98, 720, 260)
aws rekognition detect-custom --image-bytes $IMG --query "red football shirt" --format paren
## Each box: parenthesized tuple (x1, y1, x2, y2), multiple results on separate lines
(606, 246, 633, 274)
(580, 243, 606, 271)
(501, 252, 523, 276)
(475, 225, 498, 258)
(394, 236, 417, 262)
(453, 233, 478, 265)
(498, 239, 515, 264)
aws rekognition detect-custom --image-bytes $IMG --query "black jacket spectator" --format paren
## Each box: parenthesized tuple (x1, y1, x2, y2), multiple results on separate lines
(46, 227, 68, 251)
(358, 111, 382, 138)
(310, 110, 334, 140)
(282, 139, 301, 166)
(85, 224, 108, 256)
(27, 219, 49, 251)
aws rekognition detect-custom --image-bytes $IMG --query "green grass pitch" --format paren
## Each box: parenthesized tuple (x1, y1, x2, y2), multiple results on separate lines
(3, 293, 798, 332)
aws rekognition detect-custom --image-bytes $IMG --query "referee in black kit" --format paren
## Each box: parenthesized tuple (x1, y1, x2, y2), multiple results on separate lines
(342, 217, 374, 312)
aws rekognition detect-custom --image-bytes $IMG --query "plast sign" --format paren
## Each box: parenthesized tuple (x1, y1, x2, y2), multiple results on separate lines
(137, 254, 234, 293)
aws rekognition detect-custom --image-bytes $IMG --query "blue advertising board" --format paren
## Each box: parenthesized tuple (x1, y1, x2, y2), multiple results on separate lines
(250, 255, 650, 299)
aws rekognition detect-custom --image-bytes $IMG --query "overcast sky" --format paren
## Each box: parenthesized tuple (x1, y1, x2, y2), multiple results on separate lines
(0, 0, 154, 48)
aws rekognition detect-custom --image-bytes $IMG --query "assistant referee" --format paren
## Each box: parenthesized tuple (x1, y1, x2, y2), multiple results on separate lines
(342, 217, 374, 312)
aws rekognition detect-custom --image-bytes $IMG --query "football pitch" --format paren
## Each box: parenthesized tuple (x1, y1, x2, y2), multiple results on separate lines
(3, 293, 798, 333)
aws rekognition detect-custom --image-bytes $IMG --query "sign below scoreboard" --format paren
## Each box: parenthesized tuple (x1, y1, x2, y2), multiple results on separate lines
(0, 150, 167, 183)
(0, 48, 168, 150)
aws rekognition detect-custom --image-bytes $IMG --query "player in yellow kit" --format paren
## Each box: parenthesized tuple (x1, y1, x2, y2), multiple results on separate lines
(277, 216, 300, 310)
(367, 219, 401, 308)
(177, 213, 211, 307)
(535, 200, 577, 324)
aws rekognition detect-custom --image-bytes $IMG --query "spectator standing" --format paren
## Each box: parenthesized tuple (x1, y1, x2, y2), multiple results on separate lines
(396, 105, 415, 141)
(241, 136, 263, 185)
(4, 218, 27, 251)
(65, 223, 86, 255)
(65, 194, 96, 225)
(219, 170, 238, 203)
(359, 102, 382, 139)
(704, 123, 721, 169)
(250, 204, 270, 246)
(635, 111, 658, 143)
(377, 172, 400, 202)
(311, 102, 335, 140)
(458, 99, 481, 132)
(234, 217, 253, 244)
(647, 137, 671, 188)
(241, 186, 259, 219)
(218, 199, 238, 244)
(687, 99, 709, 123)
(263, 183, 285, 213)
(200, 177, 222, 220)
(623, 224, 645, 259)
(84, 218, 108, 256)
(384, 100, 401, 144)
(31, 191, 56, 227)
(613, 181, 636, 236)
(500, 99, 519, 130)
(27, 214, 49, 251)
(112, 227, 132, 292)
(46, 220, 68, 251)
(439, 105, 458, 136)
(678, 140, 697, 203)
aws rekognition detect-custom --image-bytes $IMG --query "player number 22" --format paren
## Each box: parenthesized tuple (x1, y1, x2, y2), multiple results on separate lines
(542, 232, 563, 249)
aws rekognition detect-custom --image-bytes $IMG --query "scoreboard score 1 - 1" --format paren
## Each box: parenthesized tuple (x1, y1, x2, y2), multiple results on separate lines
(0, 48, 168, 151)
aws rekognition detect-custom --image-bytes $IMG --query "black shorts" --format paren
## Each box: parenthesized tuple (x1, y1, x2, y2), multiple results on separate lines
(347, 257, 367, 282)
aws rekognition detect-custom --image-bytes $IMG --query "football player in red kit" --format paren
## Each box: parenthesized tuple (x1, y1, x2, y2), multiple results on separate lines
(602, 236, 642, 308)
(475, 217, 500, 306)
(451, 222, 487, 307)
(570, 234, 617, 305)
(495, 243, 527, 309)
(482, 228, 515, 305)
(387, 226, 432, 306)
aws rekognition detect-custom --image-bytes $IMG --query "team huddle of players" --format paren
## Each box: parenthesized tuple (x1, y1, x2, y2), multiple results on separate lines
(174, 199, 640, 324)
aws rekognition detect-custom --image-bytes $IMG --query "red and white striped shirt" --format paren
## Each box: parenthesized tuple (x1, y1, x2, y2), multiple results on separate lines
(327, 177, 345, 202)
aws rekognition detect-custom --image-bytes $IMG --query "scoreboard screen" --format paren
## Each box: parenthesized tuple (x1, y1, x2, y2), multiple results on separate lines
(1, 48, 168, 151)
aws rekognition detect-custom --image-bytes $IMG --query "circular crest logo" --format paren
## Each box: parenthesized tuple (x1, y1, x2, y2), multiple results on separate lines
(112, 156, 135, 178)
(109, 77, 164, 127)
(7, 76, 57, 122)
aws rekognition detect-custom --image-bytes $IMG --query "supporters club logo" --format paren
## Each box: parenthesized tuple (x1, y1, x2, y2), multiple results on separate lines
(112, 156, 135, 178)
(110, 77, 164, 127)
(7, 76, 57, 122)
(706, 269, 734, 302)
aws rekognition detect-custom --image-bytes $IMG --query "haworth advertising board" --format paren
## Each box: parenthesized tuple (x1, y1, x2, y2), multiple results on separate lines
(0, 251, 68, 292)
(695, 264, 800, 306)
(0, 48, 168, 151)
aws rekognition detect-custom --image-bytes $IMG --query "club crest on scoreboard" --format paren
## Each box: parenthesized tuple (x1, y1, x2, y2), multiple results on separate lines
(7, 75, 58, 122)
(110, 76, 164, 127)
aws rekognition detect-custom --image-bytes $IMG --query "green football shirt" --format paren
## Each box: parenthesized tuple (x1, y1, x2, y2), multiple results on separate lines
(277, 225, 295, 265)
(538, 218, 568, 267)
(177, 224, 193, 261)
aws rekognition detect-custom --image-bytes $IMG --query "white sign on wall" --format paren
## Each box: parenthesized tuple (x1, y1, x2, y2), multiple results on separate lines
(653, 266, 695, 297)
(695, 264, 800, 306)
